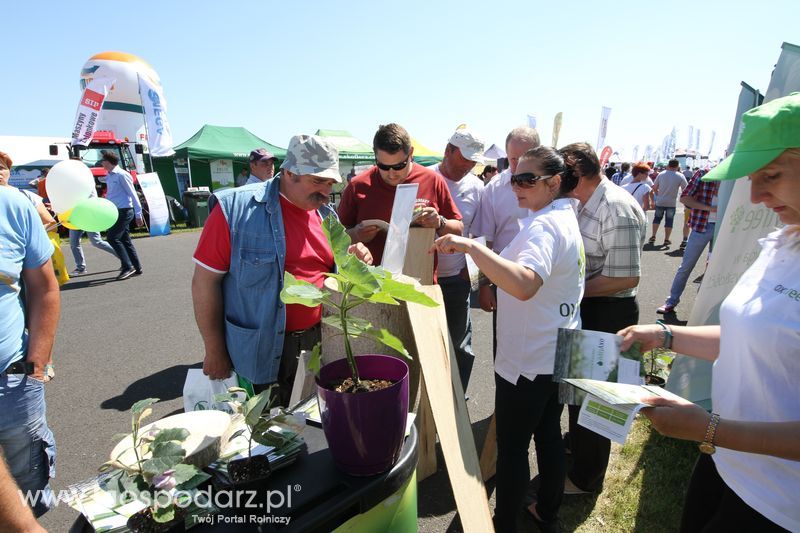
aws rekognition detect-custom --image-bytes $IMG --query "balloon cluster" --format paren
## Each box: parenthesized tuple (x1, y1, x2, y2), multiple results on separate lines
(45, 160, 118, 231)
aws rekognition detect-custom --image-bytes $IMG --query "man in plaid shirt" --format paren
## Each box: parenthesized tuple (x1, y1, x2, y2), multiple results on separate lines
(556, 143, 647, 496)
(657, 169, 720, 314)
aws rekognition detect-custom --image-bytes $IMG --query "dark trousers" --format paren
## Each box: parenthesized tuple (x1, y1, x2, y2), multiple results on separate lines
(567, 296, 638, 492)
(494, 373, 565, 531)
(680, 454, 789, 532)
(106, 208, 141, 271)
(254, 324, 321, 407)
(439, 274, 474, 392)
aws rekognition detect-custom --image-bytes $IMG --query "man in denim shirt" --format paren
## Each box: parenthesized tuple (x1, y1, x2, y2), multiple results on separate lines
(0, 178, 60, 518)
(99, 151, 144, 280)
(192, 135, 372, 405)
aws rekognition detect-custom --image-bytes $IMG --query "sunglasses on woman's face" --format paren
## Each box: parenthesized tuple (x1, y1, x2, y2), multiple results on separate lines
(375, 157, 409, 171)
(510, 172, 553, 187)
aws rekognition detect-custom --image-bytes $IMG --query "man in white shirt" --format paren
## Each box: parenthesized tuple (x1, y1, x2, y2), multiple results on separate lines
(649, 159, 689, 247)
(245, 148, 277, 185)
(429, 127, 486, 392)
(471, 126, 540, 356)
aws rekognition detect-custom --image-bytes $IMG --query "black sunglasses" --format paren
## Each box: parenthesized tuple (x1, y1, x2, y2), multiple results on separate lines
(510, 172, 554, 187)
(375, 157, 409, 171)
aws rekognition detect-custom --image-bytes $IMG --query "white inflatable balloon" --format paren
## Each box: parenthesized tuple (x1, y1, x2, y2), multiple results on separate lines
(45, 160, 95, 214)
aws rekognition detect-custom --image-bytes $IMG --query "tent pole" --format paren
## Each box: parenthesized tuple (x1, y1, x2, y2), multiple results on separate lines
(187, 157, 193, 188)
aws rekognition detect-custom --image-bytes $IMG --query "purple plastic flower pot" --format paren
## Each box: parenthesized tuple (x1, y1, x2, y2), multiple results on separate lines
(316, 354, 409, 476)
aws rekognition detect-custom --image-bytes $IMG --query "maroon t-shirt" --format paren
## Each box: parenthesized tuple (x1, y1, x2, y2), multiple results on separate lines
(337, 163, 461, 264)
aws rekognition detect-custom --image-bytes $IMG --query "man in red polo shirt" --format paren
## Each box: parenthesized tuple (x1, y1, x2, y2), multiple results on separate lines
(338, 123, 463, 274)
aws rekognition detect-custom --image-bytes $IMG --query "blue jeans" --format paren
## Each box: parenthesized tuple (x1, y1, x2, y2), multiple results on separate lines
(0, 374, 56, 517)
(69, 229, 118, 270)
(439, 275, 474, 392)
(666, 223, 715, 307)
(653, 206, 676, 228)
(106, 208, 141, 271)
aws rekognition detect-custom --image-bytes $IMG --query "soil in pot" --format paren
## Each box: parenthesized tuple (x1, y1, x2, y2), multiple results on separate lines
(645, 374, 666, 387)
(227, 455, 272, 486)
(330, 377, 395, 393)
(127, 507, 186, 533)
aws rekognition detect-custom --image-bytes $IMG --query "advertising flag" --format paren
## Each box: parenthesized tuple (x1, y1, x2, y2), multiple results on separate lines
(596, 107, 611, 152)
(707, 130, 716, 157)
(598, 146, 613, 167)
(136, 172, 170, 236)
(631, 145, 639, 162)
(551, 112, 563, 148)
(526, 115, 537, 129)
(138, 75, 175, 157)
(71, 77, 115, 146)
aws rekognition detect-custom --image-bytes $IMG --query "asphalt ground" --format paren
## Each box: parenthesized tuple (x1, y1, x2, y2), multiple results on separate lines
(37, 208, 705, 532)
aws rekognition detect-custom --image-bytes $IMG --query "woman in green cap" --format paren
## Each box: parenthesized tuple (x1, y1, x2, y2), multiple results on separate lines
(617, 92, 800, 532)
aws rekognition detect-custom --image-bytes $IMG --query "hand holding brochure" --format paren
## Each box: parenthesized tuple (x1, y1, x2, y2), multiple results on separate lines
(563, 378, 687, 443)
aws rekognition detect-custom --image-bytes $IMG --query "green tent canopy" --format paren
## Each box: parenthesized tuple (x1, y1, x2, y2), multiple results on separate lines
(174, 124, 286, 161)
(315, 129, 374, 161)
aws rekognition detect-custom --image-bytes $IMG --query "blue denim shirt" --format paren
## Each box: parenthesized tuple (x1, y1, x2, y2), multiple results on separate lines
(210, 177, 336, 384)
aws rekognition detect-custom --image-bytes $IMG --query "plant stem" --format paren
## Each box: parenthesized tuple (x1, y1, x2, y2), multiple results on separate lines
(339, 284, 361, 384)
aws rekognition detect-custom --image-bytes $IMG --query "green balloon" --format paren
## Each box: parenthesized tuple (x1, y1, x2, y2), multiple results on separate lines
(69, 198, 119, 232)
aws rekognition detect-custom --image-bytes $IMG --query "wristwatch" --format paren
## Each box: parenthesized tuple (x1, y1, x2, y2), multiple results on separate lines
(698, 412, 720, 454)
(43, 363, 55, 383)
(437, 215, 447, 230)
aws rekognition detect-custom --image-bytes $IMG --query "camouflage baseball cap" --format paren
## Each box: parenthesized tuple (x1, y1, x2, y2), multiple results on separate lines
(280, 135, 341, 182)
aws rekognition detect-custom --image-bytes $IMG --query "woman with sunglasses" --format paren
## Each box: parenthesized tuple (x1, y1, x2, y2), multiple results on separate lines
(618, 93, 800, 532)
(432, 146, 584, 532)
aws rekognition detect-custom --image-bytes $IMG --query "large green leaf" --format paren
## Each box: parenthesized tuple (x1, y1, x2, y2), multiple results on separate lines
(322, 315, 373, 335)
(170, 463, 200, 485)
(380, 278, 438, 307)
(152, 428, 189, 446)
(244, 389, 273, 428)
(153, 504, 175, 523)
(179, 471, 211, 491)
(366, 292, 400, 305)
(338, 255, 380, 294)
(281, 272, 327, 306)
(142, 442, 185, 475)
(131, 398, 159, 417)
(322, 215, 353, 266)
(360, 327, 410, 358)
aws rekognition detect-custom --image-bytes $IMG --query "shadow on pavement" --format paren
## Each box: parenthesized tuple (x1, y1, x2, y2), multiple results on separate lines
(101, 362, 202, 411)
(60, 270, 121, 291)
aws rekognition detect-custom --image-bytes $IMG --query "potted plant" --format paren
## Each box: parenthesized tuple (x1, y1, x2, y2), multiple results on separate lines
(101, 398, 211, 533)
(622, 342, 674, 387)
(281, 216, 437, 475)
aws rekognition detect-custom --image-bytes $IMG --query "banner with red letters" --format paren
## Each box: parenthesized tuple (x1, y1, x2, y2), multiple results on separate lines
(71, 77, 115, 146)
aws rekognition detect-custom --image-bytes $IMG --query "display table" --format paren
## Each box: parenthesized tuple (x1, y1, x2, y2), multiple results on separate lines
(70, 424, 418, 532)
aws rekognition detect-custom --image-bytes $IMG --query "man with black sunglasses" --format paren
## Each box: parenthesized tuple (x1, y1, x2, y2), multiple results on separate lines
(338, 123, 462, 269)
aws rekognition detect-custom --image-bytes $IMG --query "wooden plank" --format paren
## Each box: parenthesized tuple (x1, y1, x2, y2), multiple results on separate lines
(406, 286, 494, 533)
(479, 413, 497, 481)
(402, 227, 435, 285)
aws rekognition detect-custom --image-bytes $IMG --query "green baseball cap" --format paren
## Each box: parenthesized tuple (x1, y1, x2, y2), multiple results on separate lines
(704, 92, 800, 181)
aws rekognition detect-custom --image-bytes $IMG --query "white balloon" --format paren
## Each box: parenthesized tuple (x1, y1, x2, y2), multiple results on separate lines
(45, 160, 95, 213)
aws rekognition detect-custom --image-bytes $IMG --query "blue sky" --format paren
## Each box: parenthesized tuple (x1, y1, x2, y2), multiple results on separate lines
(3, 0, 796, 161)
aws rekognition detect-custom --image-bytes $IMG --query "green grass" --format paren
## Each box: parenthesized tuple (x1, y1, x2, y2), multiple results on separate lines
(559, 419, 697, 532)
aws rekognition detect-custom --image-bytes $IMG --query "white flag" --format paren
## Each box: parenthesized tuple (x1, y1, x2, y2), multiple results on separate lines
(71, 77, 115, 146)
(138, 75, 175, 157)
(526, 114, 537, 129)
(596, 106, 611, 152)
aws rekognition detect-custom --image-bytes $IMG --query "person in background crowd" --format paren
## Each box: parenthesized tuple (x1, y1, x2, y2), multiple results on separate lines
(192, 135, 372, 407)
(656, 168, 718, 314)
(622, 92, 800, 532)
(337, 123, 462, 267)
(471, 126, 541, 358)
(35, 168, 49, 201)
(557, 142, 646, 496)
(481, 165, 499, 185)
(683, 165, 694, 180)
(428, 127, 486, 392)
(649, 159, 689, 247)
(622, 163, 654, 210)
(235, 167, 249, 187)
(68, 184, 119, 276)
(432, 146, 584, 533)
(99, 151, 143, 280)
(610, 162, 631, 186)
(245, 148, 278, 185)
(0, 161, 60, 518)
(604, 162, 617, 180)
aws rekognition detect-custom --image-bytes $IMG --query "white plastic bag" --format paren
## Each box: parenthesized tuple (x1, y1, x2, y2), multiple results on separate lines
(182, 368, 240, 413)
